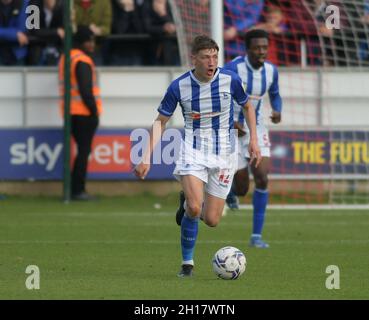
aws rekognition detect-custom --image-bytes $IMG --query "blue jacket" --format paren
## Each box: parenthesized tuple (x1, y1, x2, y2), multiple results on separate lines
(224, 0, 264, 32)
(224, 0, 264, 59)
(0, 0, 29, 61)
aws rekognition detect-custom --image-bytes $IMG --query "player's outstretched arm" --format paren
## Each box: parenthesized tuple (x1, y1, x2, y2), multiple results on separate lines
(242, 100, 261, 167)
(134, 114, 170, 180)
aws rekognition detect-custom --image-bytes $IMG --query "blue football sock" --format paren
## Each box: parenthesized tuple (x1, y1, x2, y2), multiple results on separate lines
(229, 182, 238, 197)
(252, 189, 269, 236)
(180, 212, 199, 265)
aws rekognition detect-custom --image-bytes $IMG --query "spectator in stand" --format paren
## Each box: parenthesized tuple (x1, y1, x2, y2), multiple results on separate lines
(279, 0, 322, 66)
(26, 0, 64, 66)
(109, 0, 145, 65)
(252, 5, 288, 65)
(312, 0, 352, 66)
(359, 0, 369, 64)
(224, 0, 264, 61)
(142, 0, 179, 66)
(340, 0, 366, 67)
(362, 0, 369, 24)
(73, 0, 112, 64)
(74, 0, 112, 36)
(0, 0, 29, 65)
(256, 5, 288, 35)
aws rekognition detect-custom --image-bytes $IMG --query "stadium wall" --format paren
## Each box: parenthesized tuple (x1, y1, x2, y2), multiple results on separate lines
(0, 67, 369, 128)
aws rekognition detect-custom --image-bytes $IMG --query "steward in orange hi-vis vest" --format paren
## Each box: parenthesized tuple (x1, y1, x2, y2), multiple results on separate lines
(58, 48, 103, 116)
(60, 25, 101, 201)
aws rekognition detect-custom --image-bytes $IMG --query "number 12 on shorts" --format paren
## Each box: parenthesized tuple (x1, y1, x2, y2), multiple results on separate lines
(218, 169, 231, 188)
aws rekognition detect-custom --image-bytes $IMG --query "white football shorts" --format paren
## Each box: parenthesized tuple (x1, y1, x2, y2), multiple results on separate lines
(173, 144, 236, 199)
(237, 125, 271, 170)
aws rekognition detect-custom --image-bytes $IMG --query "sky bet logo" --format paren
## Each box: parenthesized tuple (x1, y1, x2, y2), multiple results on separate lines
(71, 135, 131, 173)
(10, 137, 62, 172)
(9, 135, 131, 173)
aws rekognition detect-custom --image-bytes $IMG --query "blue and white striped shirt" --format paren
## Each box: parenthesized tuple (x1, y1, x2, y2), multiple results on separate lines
(224, 56, 282, 127)
(158, 68, 249, 156)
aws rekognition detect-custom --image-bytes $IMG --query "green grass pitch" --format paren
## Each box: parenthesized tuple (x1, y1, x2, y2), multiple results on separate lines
(0, 195, 368, 300)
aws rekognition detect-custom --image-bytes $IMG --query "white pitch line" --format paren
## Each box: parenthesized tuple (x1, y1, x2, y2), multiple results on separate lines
(1, 239, 369, 245)
(3, 211, 176, 218)
(2, 221, 369, 227)
(239, 204, 369, 210)
(11, 209, 369, 219)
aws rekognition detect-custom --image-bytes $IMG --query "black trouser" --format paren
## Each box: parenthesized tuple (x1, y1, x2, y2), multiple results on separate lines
(71, 115, 99, 195)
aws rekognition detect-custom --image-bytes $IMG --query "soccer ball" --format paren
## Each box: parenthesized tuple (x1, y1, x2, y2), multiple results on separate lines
(212, 246, 247, 280)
